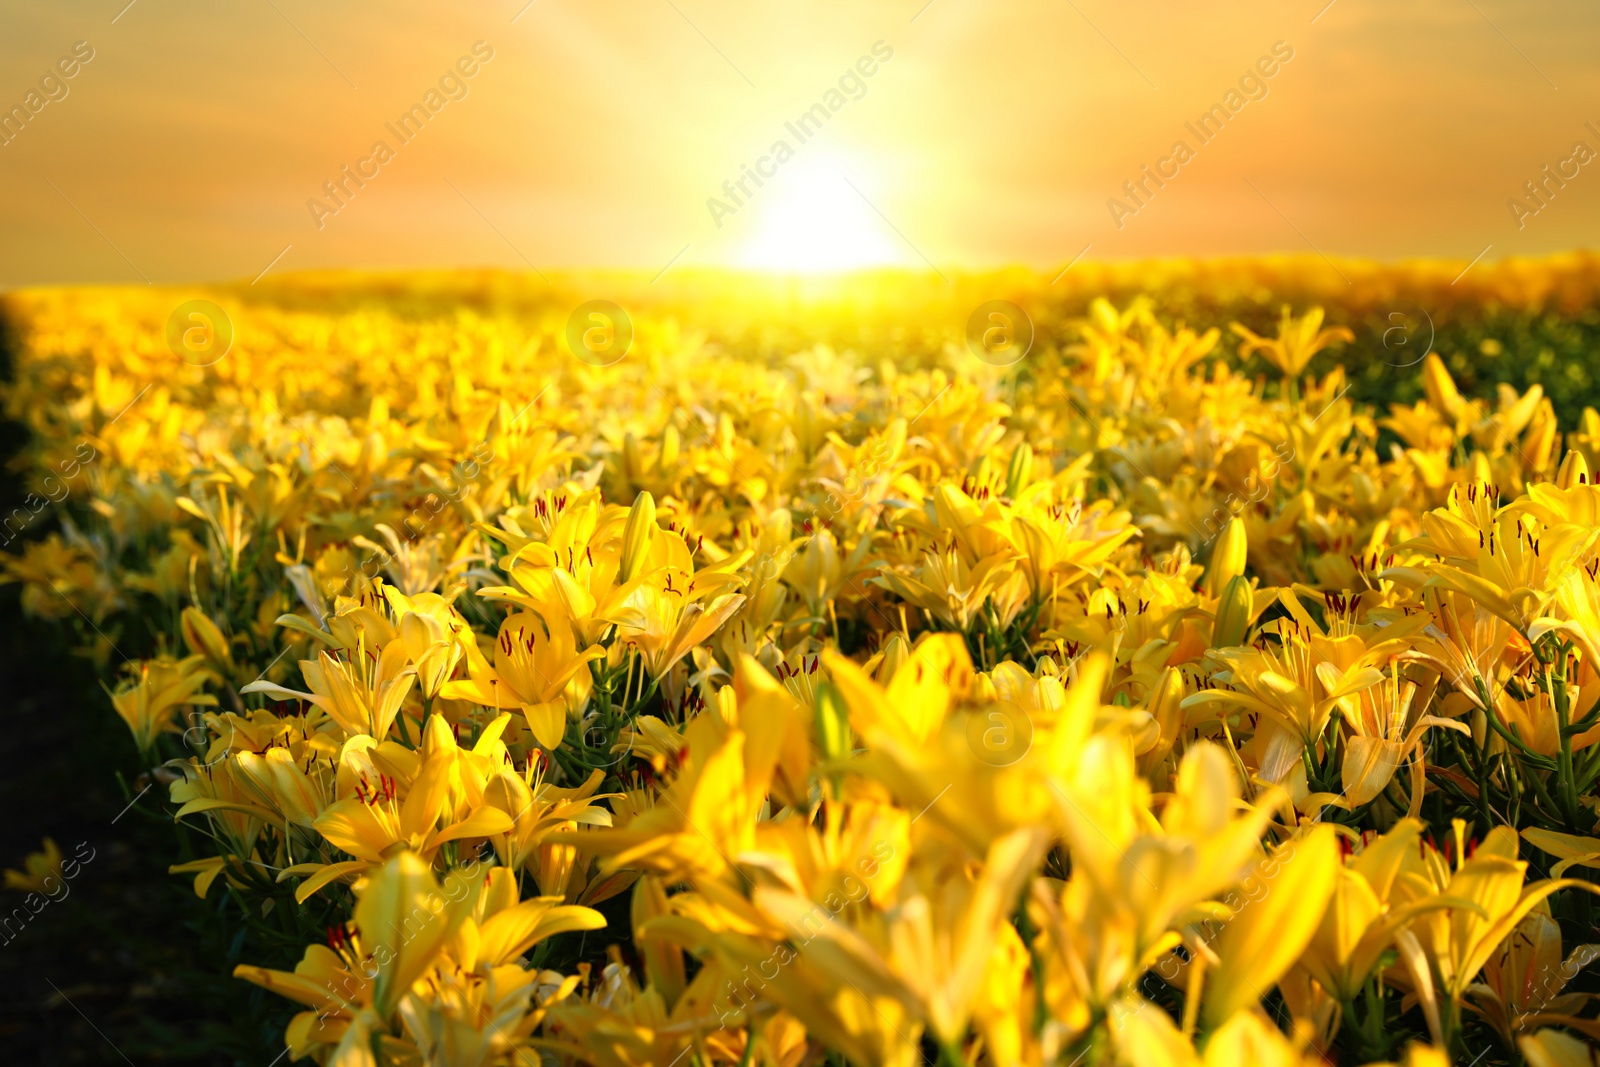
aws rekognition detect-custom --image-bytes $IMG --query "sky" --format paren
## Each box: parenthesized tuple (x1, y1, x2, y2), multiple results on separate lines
(1, 0, 1598, 285)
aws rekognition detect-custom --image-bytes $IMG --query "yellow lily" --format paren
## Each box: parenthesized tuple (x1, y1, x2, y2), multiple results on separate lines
(439, 613, 604, 749)
(873, 541, 1019, 632)
(1465, 908, 1600, 1049)
(1231, 305, 1353, 379)
(1520, 1027, 1600, 1067)
(381, 585, 468, 700)
(482, 765, 619, 898)
(3, 838, 65, 893)
(601, 526, 749, 680)
(1391, 822, 1600, 1044)
(1297, 819, 1458, 1006)
(1523, 826, 1600, 878)
(1201, 824, 1340, 1028)
(1341, 665, 1469, 810)
(289, 715, 514, 899)
(110, 654, 218, 755)
(242, 641, 416, 742)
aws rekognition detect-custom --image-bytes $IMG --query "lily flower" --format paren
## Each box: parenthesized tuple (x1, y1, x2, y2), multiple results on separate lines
(1390, 822, 1600, 1046)
(439, 613, 604, 749)
(1465, 909, 1600, 1049)
(1231, 305, 1353, 380)
(1341, 665, 1469, 810)
(605, 540, 748, 680)
(242, 639, 416, 743)
(285, 715, 514, 900)
(110, 655, 218, 756)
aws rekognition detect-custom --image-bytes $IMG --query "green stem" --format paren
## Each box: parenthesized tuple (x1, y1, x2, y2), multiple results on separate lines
(1475, 677, 1555, 768)
(938, 1038, 974, 1067)
(634, 675, 661, 718)
(1554, 672, 1581, 830)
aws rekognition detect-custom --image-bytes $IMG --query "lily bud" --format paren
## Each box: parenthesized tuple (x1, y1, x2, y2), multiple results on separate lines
(631, 876, 687, 1007)
(399, 611, 457, 699)
(1556, 448, 1591, 488)
(1145, 666, 1186, 761)
(1213, 574, 1253, 649)
(796, 393, 823, 459)
(622, 432, 642, 481)
(873, 632, 910, 685)
(971, 455, 994, 492)
(814, 682, 852, 763)
(181, 606, 233, 671)
(1523, 407, 1557, 473)
(659, 425, 680, 473)
(618, 491, 656, 583)
(1202, 824, 1338, 1029)
(1470, 451, 1495, 487)
(1005, 443, 1034, 499)
(352, 853, 477, 1019)
(1422, 354, 1466, 419)
(1206, 518, 1248, 598)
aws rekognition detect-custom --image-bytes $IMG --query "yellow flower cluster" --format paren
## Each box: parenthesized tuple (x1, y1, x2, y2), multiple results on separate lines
(3, 268, 1600, 1066)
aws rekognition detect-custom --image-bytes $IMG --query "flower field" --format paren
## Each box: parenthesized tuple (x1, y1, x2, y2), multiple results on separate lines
(5, 257, 1600, 1066)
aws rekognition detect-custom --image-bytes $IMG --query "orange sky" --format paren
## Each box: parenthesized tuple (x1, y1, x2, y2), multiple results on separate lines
(2, 0, 1599, 285)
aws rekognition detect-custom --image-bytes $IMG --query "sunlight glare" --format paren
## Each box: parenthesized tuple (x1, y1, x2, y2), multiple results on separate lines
(732, 160, 909, 273)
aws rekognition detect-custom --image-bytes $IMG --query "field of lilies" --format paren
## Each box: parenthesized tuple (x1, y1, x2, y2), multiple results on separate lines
(4, 257, 1600, 1066)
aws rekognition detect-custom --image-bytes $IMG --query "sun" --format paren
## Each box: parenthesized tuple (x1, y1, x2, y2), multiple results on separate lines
(730, 158, 911, 273)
